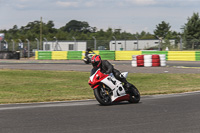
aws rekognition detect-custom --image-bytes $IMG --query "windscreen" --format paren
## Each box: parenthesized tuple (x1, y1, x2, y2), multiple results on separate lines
(90, 68, 98, 76)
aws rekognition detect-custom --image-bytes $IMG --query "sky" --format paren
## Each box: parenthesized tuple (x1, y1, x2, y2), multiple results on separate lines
(0, 0, 200, 34)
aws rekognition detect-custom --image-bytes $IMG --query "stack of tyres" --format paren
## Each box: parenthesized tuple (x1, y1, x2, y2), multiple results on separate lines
(144, 55, 152, 67)
(136, 55, 144, 67)
(131, 54, 166, 67)
(131, 55, 137, 67)
(159, 54, 166, 66)
(152, 54, 160, 67)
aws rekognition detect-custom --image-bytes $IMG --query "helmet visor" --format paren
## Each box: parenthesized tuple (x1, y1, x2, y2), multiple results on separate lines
(92, 61, 99, 67)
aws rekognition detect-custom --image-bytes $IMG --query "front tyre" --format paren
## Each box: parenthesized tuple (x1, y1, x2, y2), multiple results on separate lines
(128, 85, 140, 103)
(94, 86, 111, 106)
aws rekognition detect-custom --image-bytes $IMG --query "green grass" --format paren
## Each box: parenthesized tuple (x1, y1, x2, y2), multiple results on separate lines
(127, 73, 200, 95)
(0, 69, 200, 104)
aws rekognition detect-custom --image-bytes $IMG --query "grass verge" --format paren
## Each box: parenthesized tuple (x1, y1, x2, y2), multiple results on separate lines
(0, 69, 200, 104)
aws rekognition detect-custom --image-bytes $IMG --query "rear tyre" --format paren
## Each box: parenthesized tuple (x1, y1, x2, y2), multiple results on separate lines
(128, 85, 140, 103)
(94, 86, 111, 106)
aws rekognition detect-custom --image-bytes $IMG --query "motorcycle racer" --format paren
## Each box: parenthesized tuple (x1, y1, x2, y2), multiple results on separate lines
(91, 55, 132, 91)
(85, 47, 93, 57)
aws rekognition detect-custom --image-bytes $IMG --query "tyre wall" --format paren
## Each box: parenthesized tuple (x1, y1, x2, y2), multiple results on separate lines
(52, 51, 68, 60)
(141, 51, 168, 60)
(80, 50, 115, 60)
(67, 51, 82, 60)
(132, 54, 166, 67)
(36, 51, 52, 60)
(35, 51, 200, 61)
(35, 50, 115, 60)
(196, 51, 200, 61)
(115, 51, 142, 60)
(168, 51, 195, 61)
(99, 50, 115, 60)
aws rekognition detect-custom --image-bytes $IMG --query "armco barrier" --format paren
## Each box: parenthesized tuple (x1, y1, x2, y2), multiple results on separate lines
(67, 51, 82, 60)
(37, 51, 52, 60)
(52, 51, 67, 60)
(115, 51, 142, 60)
(99, 50, 115, 60)
(168, 51, 195, 61)
(196, 51, 200, 61)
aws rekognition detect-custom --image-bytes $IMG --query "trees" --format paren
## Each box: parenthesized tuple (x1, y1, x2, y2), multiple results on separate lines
(183, 12, 200, 49)
(154, 21, 171, 39)
(2, 13, 200, 50)
(60, 20, 94, 33)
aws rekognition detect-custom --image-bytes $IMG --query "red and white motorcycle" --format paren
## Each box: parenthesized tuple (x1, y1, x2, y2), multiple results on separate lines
(88, 68, 140, 105)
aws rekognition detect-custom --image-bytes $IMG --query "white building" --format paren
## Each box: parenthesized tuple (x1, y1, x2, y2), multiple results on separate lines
(43, 41, 87, 51)
(109, 39, 175, 51)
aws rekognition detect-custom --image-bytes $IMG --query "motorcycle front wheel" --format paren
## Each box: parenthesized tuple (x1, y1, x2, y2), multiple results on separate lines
(94, 86, 112, 106)
(128, 85, 140, 103)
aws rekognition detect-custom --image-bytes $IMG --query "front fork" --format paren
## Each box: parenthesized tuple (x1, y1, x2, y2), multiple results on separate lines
(100, 84, 111, 102)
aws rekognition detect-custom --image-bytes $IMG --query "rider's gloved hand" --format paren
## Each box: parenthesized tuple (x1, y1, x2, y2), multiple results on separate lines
(104, 71, 110, 74)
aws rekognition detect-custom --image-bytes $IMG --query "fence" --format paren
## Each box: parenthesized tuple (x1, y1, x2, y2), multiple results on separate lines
(1, 39, 200, 52)
(1, 39, 200, 61)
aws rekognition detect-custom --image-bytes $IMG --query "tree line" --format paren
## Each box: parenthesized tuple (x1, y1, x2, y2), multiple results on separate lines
(1, 12, 200, 50)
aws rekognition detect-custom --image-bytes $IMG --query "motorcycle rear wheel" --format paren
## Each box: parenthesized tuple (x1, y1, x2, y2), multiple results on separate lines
(128, 85, 140, 103)
(94, 86, 112, 106)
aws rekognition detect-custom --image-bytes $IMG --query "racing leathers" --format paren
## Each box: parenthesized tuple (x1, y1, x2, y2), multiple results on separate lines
(91, 60, 132, 90)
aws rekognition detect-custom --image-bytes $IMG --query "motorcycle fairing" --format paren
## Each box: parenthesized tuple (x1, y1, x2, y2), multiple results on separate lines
(89, 69, 99, 82)
(121, 72, 128, 78)
(101, 74, 127, 102)
(89, 69, 108, 89)
(89, 69, 130, 102)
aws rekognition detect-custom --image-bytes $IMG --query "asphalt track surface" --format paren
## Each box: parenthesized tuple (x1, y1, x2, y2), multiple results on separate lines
(0, 59, 200, 133)
(1, 92, 200, 133)
(0, 59, 200, 73)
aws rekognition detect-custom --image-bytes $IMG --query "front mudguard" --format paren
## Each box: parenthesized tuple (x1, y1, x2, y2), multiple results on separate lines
(92, 84, 100, 90)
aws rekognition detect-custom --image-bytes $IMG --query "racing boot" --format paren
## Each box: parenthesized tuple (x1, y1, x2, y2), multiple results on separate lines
(120, 74, 139, 96)
(120, 77, 132, 93)
(130, 84, 139, 96)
